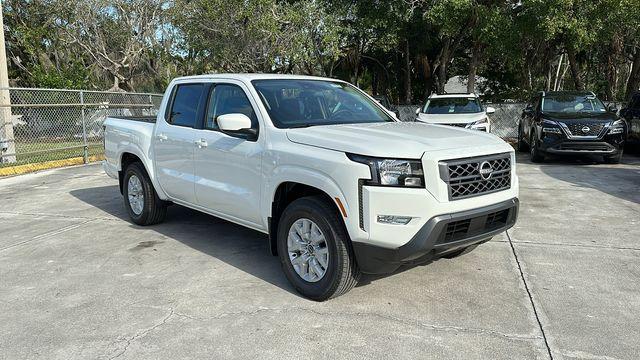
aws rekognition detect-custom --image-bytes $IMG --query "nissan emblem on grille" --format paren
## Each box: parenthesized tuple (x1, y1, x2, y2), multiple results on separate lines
(440, 153, 511, 200)
(582, 126, 591, 133)
(479, 161, 493, 180)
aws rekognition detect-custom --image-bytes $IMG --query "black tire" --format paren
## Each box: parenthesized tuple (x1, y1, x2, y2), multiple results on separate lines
(604, 150, 623, 164)
(277, 196, 361, 301)
(529, 131, 544, 163)
(123, 162, 167, 226)
(517, 123, 528, 152)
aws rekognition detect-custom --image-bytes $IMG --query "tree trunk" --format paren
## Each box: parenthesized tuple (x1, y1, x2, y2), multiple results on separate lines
(436, 38, 451, 94)
(566, 46, 584, 91)
(467, 42, 482, 93)
(626, 48, 640, 101)
(372, 70, 378, 96)
(553, 54, 564, 91)
(404, 38, 412, 104)
(605, 36, 621, 100)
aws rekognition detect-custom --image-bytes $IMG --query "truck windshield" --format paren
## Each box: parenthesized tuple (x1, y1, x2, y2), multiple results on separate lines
(252, 80, 394, 128)
(542, 94, 607, 113)
(424, 97, 482, 114)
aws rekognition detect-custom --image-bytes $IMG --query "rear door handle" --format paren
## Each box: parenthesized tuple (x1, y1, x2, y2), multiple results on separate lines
(195, 139, 208, 148)
(156, 134, 168, 141)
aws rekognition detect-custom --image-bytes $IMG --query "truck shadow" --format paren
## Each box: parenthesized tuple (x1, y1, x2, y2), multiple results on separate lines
(516, 152, 640, 205)
(69, 185, 481, 295)
(70, 185, 299, 296)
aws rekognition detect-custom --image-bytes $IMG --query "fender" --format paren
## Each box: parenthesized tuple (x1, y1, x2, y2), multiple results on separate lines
(263, 164, 351, 225)
(115, 142, 169, 201)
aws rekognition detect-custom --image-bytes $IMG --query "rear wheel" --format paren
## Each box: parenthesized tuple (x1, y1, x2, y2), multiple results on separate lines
(123, 162, 167, 225)
(517, 123, 528, 152)
(277, 196, 360, 301)
(529, 131, 544, 163)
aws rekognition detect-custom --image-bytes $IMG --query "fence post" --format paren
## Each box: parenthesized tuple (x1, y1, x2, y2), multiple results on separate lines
(80, 90, 88, 164)
(0, 10, 16, 164)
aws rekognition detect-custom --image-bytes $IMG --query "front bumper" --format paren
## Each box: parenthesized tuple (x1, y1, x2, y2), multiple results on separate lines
(352, 198, 519, 274)
(538, 128, 625, 155)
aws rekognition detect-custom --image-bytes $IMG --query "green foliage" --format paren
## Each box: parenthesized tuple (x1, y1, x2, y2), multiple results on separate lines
(3, 0, 640, 101)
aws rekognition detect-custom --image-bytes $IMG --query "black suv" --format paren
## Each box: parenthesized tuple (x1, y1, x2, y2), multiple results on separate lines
(620, 91, 640, 146)
(518, 91, 626, 163)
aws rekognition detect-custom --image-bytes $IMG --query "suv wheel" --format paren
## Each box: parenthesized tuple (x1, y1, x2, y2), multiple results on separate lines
(277, 196, 361, 301)
(123, 162, 167, 225)
(529, 131, 544, 163)
(517, 123, 528, 152)
(604, 150, 623, 164)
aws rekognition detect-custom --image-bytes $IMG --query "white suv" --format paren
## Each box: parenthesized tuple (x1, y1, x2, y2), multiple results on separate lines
(416, 93, 495, 132)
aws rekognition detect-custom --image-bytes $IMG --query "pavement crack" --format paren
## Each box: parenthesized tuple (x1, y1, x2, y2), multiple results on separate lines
(493, 239, 640, 252)
(0, 211, 120, 222)
(506, 230, 554, 360)
(108, 308, 175, 360)
(172, 306, 542, 343)
(0, 219, 96, 252)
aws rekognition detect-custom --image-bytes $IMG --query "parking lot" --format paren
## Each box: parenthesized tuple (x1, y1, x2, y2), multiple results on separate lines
(1, 153, 639, 360)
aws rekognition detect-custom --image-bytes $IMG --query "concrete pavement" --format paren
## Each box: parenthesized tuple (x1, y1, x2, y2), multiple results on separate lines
(1, 154, 639, 359)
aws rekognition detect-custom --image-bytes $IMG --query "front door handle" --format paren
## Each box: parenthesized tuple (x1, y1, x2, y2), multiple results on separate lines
(156, 133, 168, 141)
(195, 139, 208, 148)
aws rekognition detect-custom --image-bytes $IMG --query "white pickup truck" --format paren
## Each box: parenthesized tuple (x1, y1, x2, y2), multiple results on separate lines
(103, 74, 519, 300)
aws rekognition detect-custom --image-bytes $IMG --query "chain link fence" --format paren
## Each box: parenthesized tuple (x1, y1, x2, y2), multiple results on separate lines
(0, 87, 528, 171)
(0, 88, 162, 168)
(396, 103, 526, 140)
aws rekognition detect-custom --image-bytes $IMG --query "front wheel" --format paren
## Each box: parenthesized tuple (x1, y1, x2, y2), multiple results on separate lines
(604, 150, 623, 164)
(277, 196, 361, 301)
(123, 162, 167, 225)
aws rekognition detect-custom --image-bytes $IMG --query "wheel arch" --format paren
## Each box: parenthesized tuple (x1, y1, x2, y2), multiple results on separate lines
(117, 151, 167, 200)
(268, 180, 348, 256)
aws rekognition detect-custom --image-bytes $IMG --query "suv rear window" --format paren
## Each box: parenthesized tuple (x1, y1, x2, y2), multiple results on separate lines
(167, 84, 204, 127)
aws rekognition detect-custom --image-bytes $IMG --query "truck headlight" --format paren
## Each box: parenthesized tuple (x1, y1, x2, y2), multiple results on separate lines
(609, 120, 626, 135)
(347, 154, 424, 188)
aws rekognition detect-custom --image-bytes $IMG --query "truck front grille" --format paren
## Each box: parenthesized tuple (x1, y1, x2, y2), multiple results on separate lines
(439, 153, 511, 200)
(562, 121, 606, 137)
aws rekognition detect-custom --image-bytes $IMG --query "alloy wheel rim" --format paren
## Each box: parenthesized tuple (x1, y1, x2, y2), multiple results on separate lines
(127, 175, 144, 215)
(287, 218, 329, 283)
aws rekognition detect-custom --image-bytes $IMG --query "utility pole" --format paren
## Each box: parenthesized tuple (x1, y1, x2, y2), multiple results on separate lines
(0, 2, 16, 163)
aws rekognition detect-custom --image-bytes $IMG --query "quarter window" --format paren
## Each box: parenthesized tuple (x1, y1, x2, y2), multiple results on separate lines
(167, 84, 204, 127)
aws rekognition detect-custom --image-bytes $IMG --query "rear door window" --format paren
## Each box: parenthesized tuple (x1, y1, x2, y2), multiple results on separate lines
(167, 84, 204, 127)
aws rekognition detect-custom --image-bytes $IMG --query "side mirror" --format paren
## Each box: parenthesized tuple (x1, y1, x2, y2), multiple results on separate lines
(486, 106, 496, 114)
(523, 106, 534, 116)
(608, 106, 618, 113)
(415, 107, 421, 115)
(394, 110, 401, 120)
(217, 113, 257, 139)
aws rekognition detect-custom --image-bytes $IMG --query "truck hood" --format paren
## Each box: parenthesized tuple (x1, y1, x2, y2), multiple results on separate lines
(416, 112, 486, 124)
(285, 122, 510, 158)
(541, 111, 616, 123)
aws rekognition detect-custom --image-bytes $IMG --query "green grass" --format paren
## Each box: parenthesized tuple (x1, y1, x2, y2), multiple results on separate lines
(1, 140, 103, 168)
